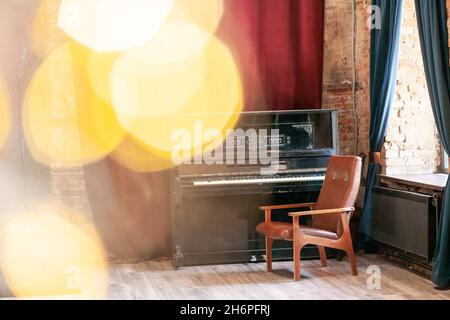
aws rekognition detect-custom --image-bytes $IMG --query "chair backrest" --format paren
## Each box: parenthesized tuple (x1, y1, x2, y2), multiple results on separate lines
(313, 155, 362, 235)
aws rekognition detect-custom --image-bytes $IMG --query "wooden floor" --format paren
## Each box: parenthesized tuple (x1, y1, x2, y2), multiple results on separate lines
(106, 254, 450, 300)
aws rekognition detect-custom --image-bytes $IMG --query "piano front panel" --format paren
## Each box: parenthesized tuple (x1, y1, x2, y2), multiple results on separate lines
(177, 192, 326, 265)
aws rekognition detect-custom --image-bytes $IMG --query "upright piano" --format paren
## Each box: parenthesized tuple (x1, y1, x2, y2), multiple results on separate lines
(171, 109, 339, 267)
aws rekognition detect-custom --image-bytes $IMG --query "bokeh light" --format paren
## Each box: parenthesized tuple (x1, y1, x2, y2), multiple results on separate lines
(167, 0, 224, 35)
(110, 30, 243, 162)
(111, 136, 175, 173)
(0, 75, 10, 151)
(87, 51, 119, 105)
(0, 200, 108, 298)
(31, 0, 68, 58)
(23, 41, 126, 167)
(58, 0, 174, 52)
(26, 0, 242, 173)
(126, 22, 211, 66)
(110, 23, 209, 119)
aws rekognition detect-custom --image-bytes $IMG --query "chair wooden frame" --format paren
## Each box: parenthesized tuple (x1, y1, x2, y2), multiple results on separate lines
(259, 203, 357, 281)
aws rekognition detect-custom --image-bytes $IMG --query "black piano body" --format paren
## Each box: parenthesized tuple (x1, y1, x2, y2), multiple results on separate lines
(170, 109, 339, 267)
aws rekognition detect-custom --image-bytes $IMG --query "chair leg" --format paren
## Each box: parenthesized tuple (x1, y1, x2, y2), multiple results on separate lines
(318, 246, 327, 267)
(292, 216, 303, 281)
(294, 240, 301, 281)
(265, 237, 273, 273)
(346, 241, 358, 276)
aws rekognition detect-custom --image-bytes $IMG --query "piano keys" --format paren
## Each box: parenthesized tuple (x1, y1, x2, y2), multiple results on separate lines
(170, 109, 339, 267)
(192, 171, 326, 187)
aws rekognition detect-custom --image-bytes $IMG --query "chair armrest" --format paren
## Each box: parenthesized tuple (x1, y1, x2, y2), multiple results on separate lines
(288, 207, 355, 217)
(259, 203, 316, 211)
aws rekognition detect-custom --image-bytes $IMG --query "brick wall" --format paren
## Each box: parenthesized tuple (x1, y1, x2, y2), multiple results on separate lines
(324, 0, 443, 176)
(383, 0, 441, 175)
(322, 0, 370, 157)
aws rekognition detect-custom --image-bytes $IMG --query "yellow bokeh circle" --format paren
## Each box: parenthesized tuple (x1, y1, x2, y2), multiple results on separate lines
(125, 22, 211, 66)
(0, 200, 108, 298)
(111, 31, 243, 162)
(87, 51, 119, 105)
(57, 0, 175, 52)
(168, 0, 224, 35)
(23, 41, 126, 167)
(111, 136, 176, 173)
(31, 0, 68, 58)
(110, 23, 209, 120)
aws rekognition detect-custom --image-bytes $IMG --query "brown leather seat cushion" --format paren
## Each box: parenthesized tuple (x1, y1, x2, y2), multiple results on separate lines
(256, 222, 339, 241)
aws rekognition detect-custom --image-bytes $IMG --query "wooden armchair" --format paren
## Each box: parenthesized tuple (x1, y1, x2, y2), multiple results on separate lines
(256, 155, 362, 281)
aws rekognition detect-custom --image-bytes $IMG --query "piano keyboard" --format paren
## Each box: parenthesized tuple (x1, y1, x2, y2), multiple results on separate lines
(193, 174, 325, 186)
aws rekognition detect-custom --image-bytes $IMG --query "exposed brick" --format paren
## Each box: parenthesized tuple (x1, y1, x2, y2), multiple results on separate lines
(323, 0, 371, 157)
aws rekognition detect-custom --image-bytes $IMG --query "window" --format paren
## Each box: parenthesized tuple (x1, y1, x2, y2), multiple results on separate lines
(441, 145, 448, 173)
(384, 0, 442, 176)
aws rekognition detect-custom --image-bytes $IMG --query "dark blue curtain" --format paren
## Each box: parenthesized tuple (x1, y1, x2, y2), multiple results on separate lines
(360, 0, 403, 241)
(415, 0, 450, 289)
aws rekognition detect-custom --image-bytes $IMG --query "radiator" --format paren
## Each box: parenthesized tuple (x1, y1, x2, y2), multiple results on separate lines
(372, 186, 437, 262)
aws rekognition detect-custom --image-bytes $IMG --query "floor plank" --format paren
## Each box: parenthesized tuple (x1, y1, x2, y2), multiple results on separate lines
(3, 254, 449, 300)
(104, 254, 450, 300)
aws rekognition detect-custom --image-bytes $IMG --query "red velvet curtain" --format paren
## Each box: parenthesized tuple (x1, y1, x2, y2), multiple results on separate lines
(218, 0, 325, 111)
(85, 0, 326, 260)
